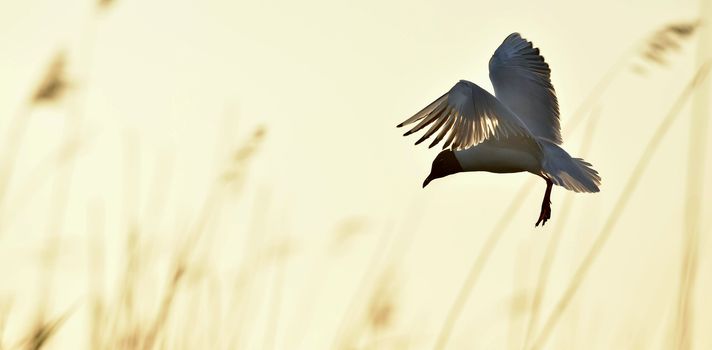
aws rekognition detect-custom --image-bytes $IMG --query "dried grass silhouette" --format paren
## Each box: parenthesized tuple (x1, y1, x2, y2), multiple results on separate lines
(0, 49, 76, 348)
(77, 125, 266, 350)
(331, 219, 416, 350)
(335, 268, 402, 350)
(1, 4, 709, 349)
(673, 7, 710, 350)
(634, 21, 701, 73)
(32, 53, 70, 104)
(521, 107, 602, 349)
(528, 62, 711, 350)
(1, 4, 274, 348)
(432, 182, 534, 350)
(86, 200, 107, 350)
(21, 306, 76, 350)
(31, 18, 103, 348)
(0, 51, 70, 235)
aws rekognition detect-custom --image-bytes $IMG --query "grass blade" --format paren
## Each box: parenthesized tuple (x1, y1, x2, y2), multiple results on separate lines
(528, 62, 712, 350)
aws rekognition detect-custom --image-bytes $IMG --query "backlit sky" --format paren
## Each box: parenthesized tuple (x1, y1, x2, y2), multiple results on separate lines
(0, 0, 711, 349)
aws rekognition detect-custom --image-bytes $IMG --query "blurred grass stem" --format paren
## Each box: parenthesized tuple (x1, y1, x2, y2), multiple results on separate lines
(528, 62, 712, 350)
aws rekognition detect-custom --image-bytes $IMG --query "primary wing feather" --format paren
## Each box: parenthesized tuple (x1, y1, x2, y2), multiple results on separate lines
(397, 80, 533, 150)
(489, 33, 562, 144)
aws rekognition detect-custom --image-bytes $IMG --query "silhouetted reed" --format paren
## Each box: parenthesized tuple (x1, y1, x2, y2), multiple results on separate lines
(221, 125, 267, 193)
(673, 9, 709, 350)
(528, 62, 711, 350)
(21, 305, 75, 350)
(331, 219, 414, 350)
(0, 300, 11, 349)
(522, 107, 602, 349)
(86, 201, 107, 350)
(633, 21, 701, 74)
(0, 50, 75, 349)
(2, 5, 707, 349)
(0, 51, 71, 233)
(432, 183, 534, 350)
(31, 53, 70, 104)
(335, 268, 400, 350)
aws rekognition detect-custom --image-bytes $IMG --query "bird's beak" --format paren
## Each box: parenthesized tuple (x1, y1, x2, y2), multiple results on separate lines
(423, 175, 433, 188)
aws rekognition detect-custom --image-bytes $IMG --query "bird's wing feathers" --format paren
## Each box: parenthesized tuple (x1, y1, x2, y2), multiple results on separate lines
(489, 33, 562, 144)
(397, 80, 533, 150)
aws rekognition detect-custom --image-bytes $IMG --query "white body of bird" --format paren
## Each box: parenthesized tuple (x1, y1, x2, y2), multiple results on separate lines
(453, 137, 541, 174)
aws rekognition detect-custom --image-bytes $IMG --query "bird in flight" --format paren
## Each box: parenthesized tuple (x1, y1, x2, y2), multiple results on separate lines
(397, 33, 601, 226)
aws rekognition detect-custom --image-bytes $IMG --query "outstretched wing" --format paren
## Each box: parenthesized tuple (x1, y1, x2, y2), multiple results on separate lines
(397, 80, 533, 150)
(489, 33, 562, 144)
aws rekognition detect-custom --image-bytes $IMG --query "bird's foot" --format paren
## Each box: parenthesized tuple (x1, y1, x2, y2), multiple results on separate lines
(535, 204, 552, 227)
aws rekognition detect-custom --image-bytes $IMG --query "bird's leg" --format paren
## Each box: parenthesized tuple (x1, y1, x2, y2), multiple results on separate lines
(536, 178, 553, 227)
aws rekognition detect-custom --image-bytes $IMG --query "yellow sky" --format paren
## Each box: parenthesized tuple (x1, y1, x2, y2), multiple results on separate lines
(0, 0, 710, 349)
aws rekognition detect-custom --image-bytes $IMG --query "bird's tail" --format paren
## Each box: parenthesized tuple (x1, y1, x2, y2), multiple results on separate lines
(540, 141, 601, 193)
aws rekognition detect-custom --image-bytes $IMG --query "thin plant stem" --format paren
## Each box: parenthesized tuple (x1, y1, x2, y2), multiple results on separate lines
(35, 13, 100, 335)
(0, 104, 32, 226)
(264, 247, 286, 350)
(432, 182, 535, 350)
(564, 54, 630, 135)
(330, 215, 416, 350)
(86, 200, 106, 350)
(521, 107, 602, 349)
(528, 62, 712, 350)
(673, 3, 710, 349)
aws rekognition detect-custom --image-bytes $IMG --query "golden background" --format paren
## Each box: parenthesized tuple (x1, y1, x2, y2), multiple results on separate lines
(0, 0, 710, 349)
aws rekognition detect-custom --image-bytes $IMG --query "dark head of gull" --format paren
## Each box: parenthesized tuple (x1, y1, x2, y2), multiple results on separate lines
(423, 149, 463, 188)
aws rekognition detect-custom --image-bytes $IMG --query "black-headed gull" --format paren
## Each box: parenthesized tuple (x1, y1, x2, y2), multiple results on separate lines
(397, 33, 601, 226)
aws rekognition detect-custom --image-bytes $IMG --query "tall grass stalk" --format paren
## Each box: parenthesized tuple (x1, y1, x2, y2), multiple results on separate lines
(0, 144, 80, 232)
(32, 8, 106, 346)
(674, 3, 710, 349)
(0, 52, 68, 347)
(331, 217, 415, 350)
(261, 210, 290, 350)
(528, 62, 712, 350)
(140, 153, 244, 349)
(521, 107, 601, 349)
(0, 105, 30, 225)
(0, 299, 12, 348)
(551, 19, 700, 135)
(0, 51, 67, 235)
(264, 254, 286, 350)
(19, 303, 77, 350)
(432, 183, 535, 350)
(86, 200, 106, 350)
